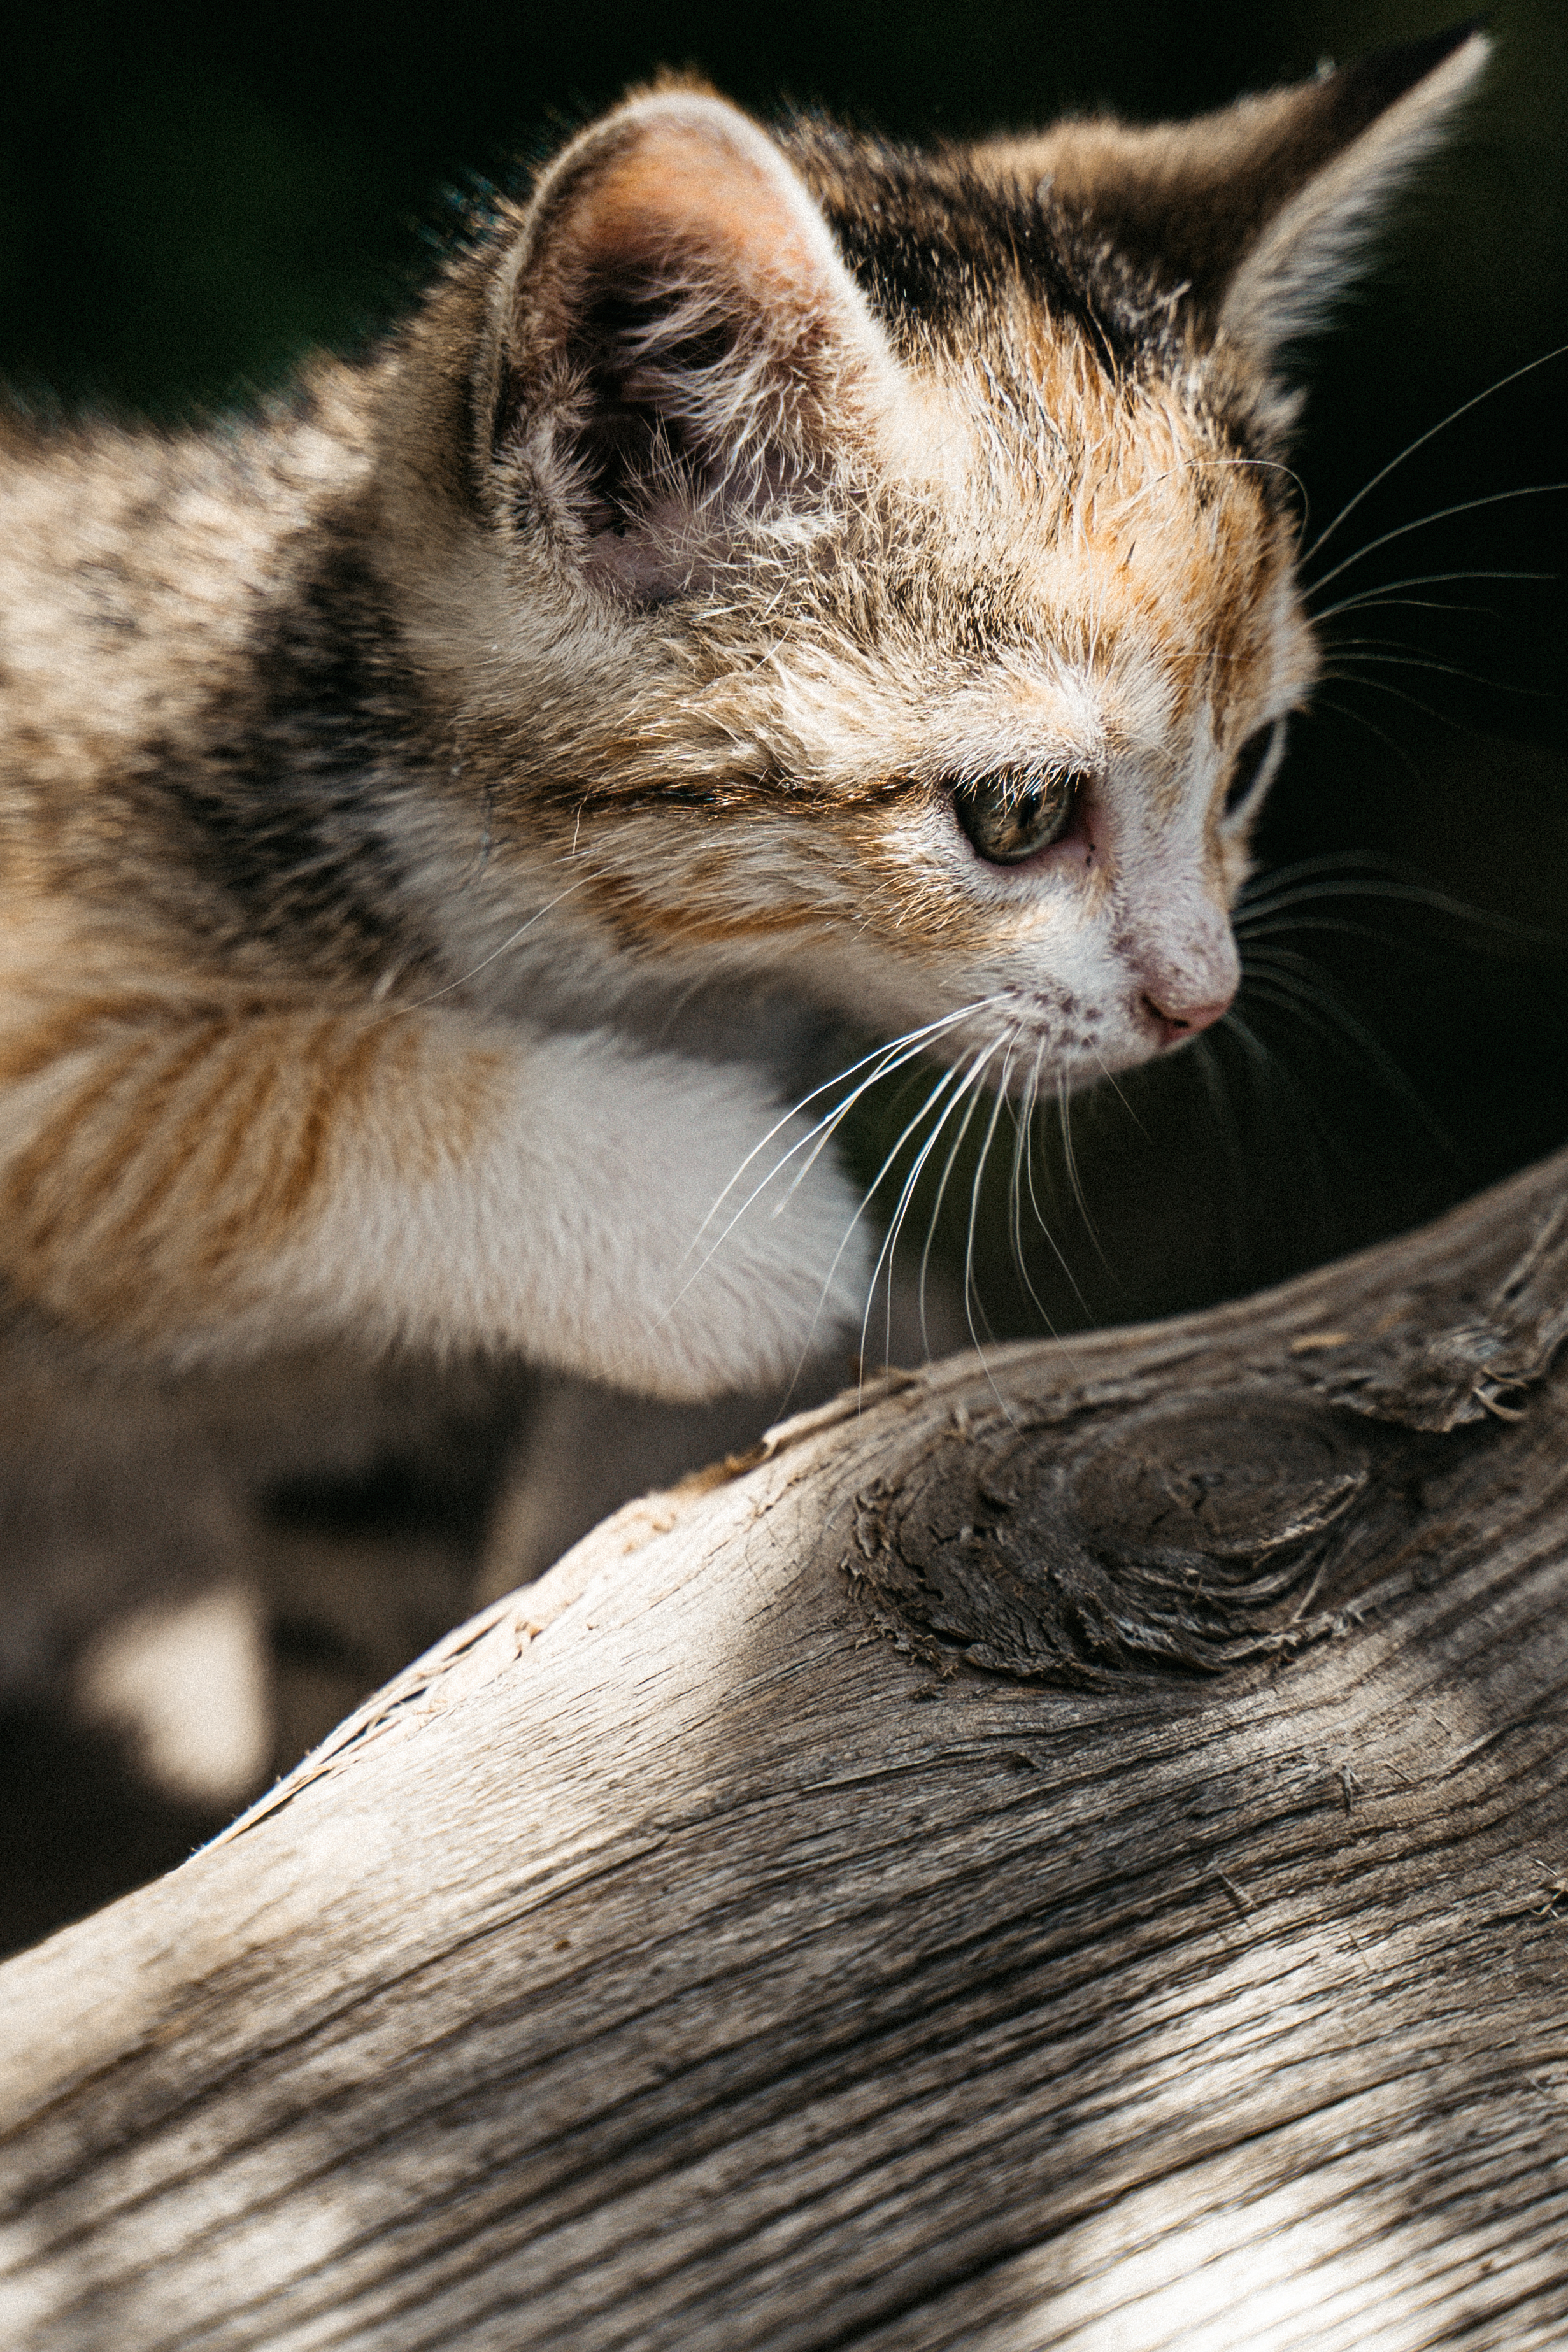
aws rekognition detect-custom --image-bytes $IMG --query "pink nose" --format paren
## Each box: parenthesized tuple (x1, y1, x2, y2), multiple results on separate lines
(1143, 993, 1233, 1049)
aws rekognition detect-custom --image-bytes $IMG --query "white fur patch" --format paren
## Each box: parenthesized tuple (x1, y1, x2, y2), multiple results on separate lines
(301, 1030, 871, 1397)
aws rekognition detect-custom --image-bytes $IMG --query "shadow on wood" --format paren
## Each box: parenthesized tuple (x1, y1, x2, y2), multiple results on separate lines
(3, 1150, 1567, 2350)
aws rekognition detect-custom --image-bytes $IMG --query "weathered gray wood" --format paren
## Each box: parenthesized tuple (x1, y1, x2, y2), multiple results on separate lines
(3, 1149, 1567, 2351)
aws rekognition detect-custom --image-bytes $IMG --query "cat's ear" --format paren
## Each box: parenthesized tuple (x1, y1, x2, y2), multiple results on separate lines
(481, 87, 899, 601)
(984, 24, 1489, 374)
(1213, 24, 1490, 362)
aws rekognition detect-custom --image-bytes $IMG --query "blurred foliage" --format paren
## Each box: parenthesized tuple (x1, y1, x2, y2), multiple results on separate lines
(2, 0, 1564, 1336)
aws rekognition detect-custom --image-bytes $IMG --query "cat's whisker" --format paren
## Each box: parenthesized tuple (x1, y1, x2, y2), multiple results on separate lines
(1307, 480, 1568, 602)
(1184, 1031, 1250, 1278)
(917, 1037, 1012, 1371)
(1088, 1051, 1152, 1144)
(1314, 567, 1555, 623)
(1194, 1025, 1297, 1288)
(674, 1045, 935, 1295)
(1004, 1046, 1067, 1333)
(1316, 671, 1475, 734)
(1323, 643, 1550, 699)
(832, 1057, 972, 1400)
(1320, 595, 1507, 624)
(999, 1050, 1095, 1349)
(1238, 916, 1439, 960)
(1116, 452, 1311, 534)
(1302, 341, 1568, 568)
(1232, 847, 1446, 915)
(962, 1038, 1018, 1350)
(1208, 453, 1313, 527)
(860, 1020, 1020, 1383)
(843, 1036, 999, 1382)
(953, 1035, 1027, 1423)
(1240, 973, 1438, 1142)
(1237, 957, 1457, 1154)
(1004, 1067, 1035, 1312)
(1236, 851, 1481, 909)
(776, 1010, 994, 1209)
(1322, 629, 1463, 654)
(1228, 1008, 1346, 1268)
(1234, 873, 1565, 951)
(1215, 1006, 1274, 1096)
(1054, 1072, 1088, 1238)
(1243, 946, 1371, 994)
(682, 999, 999, 1260)
(1310, 692, 1429, 781)
(1020, 1053, 1094, 1320)
(1055, 1073, 1117, 1279)
(1239, 915, 1567, 970)
(1215, 1010, 1326, 1189)
(859, 1057, 974, 1381)
(1235, 878, 1370, 922)
(399, 873, 599, 1011)
(873, 1064, 984, 1376)
(767, 1027, 1008, 1406)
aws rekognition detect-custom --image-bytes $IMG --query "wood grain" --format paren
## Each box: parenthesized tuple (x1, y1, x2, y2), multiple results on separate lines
(3, 1148, 1567, 2350)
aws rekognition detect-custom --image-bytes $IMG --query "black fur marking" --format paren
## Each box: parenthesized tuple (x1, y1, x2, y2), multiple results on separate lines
(788, 129, 1136, 374)
(785, 125, 1274, 471)
(156, 533, 438, 973)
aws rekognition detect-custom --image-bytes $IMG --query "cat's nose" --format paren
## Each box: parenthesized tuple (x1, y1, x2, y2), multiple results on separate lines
(1136, 911, 1239, 1047)
(1141, 992, 1233, 1049)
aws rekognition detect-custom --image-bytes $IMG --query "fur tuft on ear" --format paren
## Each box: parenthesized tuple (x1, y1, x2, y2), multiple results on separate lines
(979, 24, 1489, 380)
(1219, 25, 1490, 360)
(482, 89, 900, 601)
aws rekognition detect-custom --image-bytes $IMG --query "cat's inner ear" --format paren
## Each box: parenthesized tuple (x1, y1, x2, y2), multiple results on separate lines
(488, 90, 897, 599)
(981, 24, 1489, 378)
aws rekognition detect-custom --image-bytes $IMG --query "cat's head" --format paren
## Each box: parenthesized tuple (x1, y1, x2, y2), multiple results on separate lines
(390, 27, 1486, 1088)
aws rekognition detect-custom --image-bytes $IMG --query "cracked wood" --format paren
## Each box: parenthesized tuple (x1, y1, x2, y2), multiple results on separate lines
(1, 1148, 1567, 2350)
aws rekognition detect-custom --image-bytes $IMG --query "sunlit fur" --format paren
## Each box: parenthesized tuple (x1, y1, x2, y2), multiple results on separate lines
(0, 34, 1486, 1393)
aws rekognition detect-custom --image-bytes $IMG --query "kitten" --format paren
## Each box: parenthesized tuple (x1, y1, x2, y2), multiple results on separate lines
(0, 27, 1487, 1404)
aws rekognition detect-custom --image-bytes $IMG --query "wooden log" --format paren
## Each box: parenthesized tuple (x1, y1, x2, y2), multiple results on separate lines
(3, 1148, 1568, 2351)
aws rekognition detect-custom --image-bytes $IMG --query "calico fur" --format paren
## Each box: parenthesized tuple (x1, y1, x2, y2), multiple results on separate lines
(0, 29, 1487, 1397)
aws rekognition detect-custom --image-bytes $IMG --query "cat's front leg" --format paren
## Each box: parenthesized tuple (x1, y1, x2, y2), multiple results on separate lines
(0, 999, 870, 1396)
(324, 1023, 873, 1396)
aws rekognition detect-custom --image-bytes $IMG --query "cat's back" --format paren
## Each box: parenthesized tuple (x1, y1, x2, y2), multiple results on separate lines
(0, 370, 379, 950)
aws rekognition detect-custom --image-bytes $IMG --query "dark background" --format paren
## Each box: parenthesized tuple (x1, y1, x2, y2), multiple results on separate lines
(3, 0, 1565, 1335)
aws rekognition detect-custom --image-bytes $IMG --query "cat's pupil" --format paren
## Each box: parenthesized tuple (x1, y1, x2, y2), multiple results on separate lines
(954, 771, 1078, 865)
(1224, 721, 1282, 816)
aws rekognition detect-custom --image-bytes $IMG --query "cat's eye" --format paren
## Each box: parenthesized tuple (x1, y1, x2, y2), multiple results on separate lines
(953, 769, 1080, 865)
(1224, 720, 1283, 817)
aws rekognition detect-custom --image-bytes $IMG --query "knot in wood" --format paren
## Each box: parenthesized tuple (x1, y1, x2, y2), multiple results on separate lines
(850, 1391, 1371, 1683)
